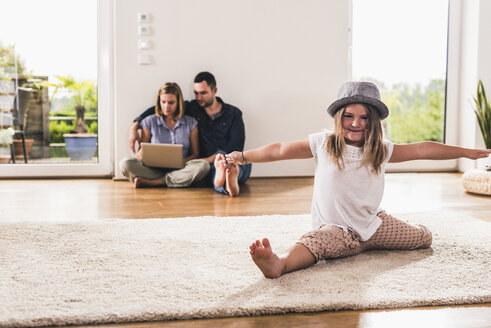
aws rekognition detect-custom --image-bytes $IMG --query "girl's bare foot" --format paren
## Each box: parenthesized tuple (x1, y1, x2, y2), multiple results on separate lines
(225, 162, 240, 196)
(214, 154, 227, 188)
(249, 238, 283, 278)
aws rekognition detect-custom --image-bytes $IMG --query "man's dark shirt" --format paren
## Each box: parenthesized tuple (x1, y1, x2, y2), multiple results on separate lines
(134, 97, 245, 157)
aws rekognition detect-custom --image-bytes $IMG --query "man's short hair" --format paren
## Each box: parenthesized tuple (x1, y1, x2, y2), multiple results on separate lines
(194, 71, 216, 89)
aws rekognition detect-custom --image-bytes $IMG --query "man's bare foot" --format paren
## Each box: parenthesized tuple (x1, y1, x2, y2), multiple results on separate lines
(225, 162, 240, 196)
(133, 177, 143, 188)
(214, 154, 227, 188)
(250, 238, 283, 278)
(133, 177, 163, 188)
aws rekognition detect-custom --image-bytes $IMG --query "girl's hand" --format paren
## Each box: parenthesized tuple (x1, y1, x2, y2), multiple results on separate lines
(225, 151, 246, 165)
(465, 148, 491, 160)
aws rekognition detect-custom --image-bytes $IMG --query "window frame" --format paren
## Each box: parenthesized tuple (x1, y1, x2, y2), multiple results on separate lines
(349, 0, 461, 172)
(0, 0, 113, 178)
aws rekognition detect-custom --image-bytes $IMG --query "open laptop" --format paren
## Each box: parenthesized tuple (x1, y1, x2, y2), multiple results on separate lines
(141, 143, 184, 169)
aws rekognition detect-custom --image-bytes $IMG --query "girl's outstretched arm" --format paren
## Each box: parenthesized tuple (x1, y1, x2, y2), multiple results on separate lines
(389, 142, 491, 163)
(226, 139, 312, 164)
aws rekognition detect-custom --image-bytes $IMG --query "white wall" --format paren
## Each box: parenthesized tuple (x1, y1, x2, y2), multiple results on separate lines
(113, 0, 350, 179)
(478, 0, 491, 90)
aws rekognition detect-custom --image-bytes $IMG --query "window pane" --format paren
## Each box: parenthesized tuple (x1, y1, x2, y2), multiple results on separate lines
(352, 0, 449, 143)
(0, 0, 97, 164)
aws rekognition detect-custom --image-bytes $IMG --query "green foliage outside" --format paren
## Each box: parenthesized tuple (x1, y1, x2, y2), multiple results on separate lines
(364, 78, 445, 143)
(51, 110, 97, 117)
(49, 144, 68, 158)
(48, 75, 97, 134)
(50, 76, 97, 112)
(0, 42, 29, 77)
(87, 121, 97, 134)
(50, 117, 97, 143)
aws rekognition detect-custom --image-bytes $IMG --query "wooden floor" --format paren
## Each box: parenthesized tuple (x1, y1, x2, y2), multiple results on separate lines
(1, 173, 490, 327)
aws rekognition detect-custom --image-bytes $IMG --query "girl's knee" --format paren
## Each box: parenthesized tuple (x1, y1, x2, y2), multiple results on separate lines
(299, 226, 362, 262)
(298, 232, 322, 263)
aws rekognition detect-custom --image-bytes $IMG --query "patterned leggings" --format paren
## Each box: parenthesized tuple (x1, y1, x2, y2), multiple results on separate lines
(299, 211, 433, 262)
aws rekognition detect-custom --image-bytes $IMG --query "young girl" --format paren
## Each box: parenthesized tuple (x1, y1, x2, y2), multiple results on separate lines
(120, 82, 209, 188)
(225, 81, 491, 279)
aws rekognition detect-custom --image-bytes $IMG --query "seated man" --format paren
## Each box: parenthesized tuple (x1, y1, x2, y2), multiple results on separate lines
(129, 71, 252, 196)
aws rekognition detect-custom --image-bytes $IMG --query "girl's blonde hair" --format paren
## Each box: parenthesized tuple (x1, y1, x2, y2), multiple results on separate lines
(325, 104, 388, 174)
(155, 82, 185, 120)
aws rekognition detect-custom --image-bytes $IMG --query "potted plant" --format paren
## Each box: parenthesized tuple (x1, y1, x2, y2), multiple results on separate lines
(462, 80, 491, 195)
(13, 137, 34, 159)
(0, 127, 14, 163)
(473, 80, 491, 149)
(51, 75, 98, 160)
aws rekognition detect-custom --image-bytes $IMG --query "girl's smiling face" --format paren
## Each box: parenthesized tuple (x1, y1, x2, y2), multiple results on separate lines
(342, 104, 368, 147)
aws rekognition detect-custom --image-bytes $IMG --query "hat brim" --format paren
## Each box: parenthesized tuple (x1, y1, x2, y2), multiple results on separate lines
(327, 95, 389, 120)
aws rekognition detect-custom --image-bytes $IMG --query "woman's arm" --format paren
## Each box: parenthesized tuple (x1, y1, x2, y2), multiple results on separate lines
(136, 128, 151, 160)
(389, 142, 491, 163)
(129, 106, 155, 153)
(184, 127, 199, 163)
(226, 139, 313, 164)
(129, 122, 141, 154)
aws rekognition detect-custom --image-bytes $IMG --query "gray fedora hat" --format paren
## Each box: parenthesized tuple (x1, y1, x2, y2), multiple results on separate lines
(327, 81, 389, 119)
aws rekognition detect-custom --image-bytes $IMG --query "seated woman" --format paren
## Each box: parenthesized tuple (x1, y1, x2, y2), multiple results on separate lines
(119, 82, 209, 188)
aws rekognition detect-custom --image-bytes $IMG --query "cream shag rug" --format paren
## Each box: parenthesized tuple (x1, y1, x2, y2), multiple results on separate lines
(0, 212, 490, 327)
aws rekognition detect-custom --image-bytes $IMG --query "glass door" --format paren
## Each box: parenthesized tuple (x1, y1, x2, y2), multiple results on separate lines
(351, 0, 457, 171)
(0, 0, 112, 177)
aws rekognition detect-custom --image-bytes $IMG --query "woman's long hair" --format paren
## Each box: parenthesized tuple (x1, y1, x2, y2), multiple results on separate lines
(155, 82, 185, 120)
(325, 104, 388, 174)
